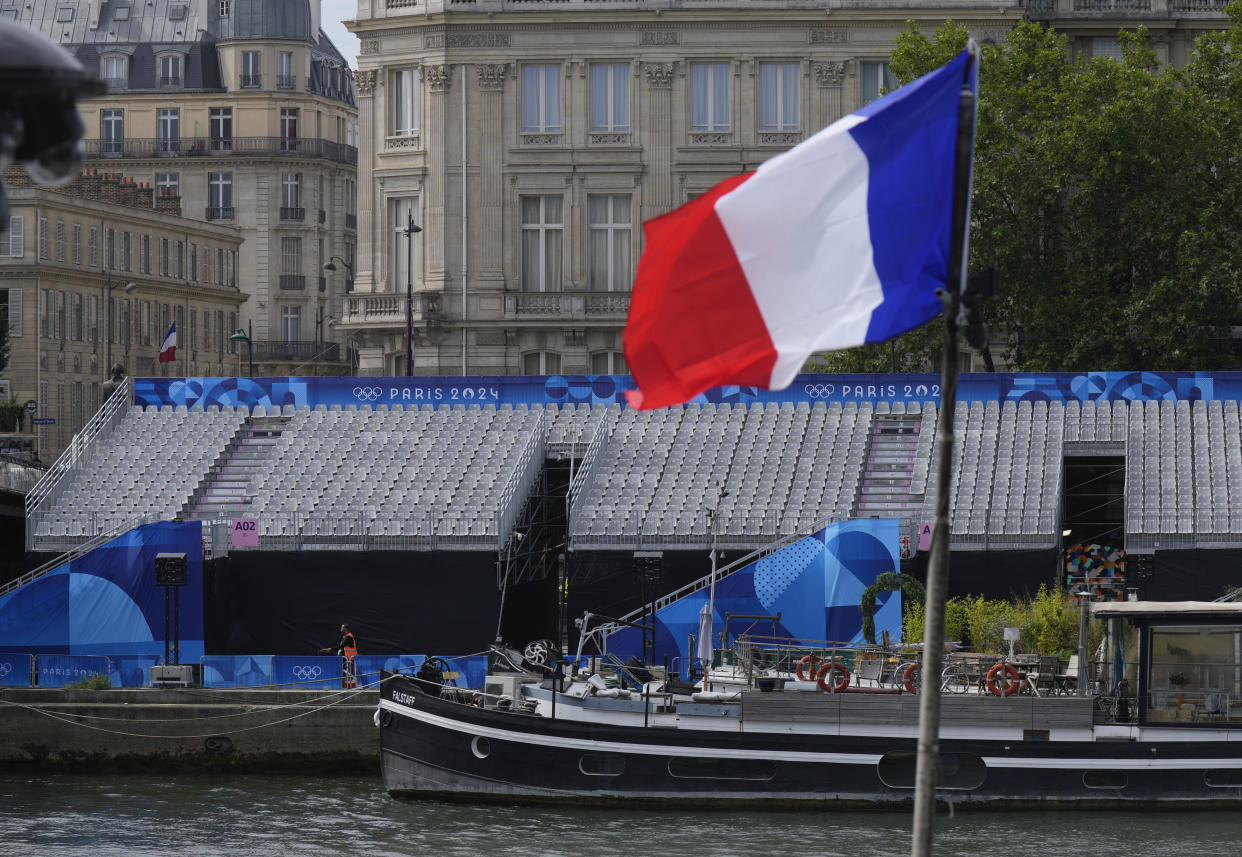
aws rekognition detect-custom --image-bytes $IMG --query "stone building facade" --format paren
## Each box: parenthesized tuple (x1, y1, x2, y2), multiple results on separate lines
(10, 0, 359, 376)
(0, 168, 245, 459)
(344, 1, 1022, 377)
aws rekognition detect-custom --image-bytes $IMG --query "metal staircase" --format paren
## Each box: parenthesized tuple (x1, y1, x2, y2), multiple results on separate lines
(182, 415, 290, 521)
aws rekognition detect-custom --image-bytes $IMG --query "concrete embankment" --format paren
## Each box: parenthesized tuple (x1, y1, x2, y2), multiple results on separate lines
(0, 687, 380, 773)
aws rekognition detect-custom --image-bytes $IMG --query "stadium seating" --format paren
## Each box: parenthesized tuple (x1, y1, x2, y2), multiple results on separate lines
(25, 395, 1242, 554)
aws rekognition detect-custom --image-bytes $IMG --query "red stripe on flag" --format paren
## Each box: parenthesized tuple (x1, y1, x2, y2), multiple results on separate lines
(623, 173, 777, 409)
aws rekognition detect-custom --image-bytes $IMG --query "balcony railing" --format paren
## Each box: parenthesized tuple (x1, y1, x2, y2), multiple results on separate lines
(252, 340, 342, 363)
(240, 74, 261, 88)
(341, 293, 442, 326)
(159, 75, 182, 87)
(505, 291, 631, 318)
(83, 136, 358, 166)
(280, 207, 305, 221)
(277, 74, 296, 89)
(206, 206, 235, 220)
(279, 274, 306, 290)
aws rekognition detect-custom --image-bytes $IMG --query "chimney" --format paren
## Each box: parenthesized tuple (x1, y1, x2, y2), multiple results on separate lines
(101, 172, 124, 205)
(2, 165, 32, 187)
(137, 182, 155, 209)
(154, 187, 182, 217)
(120, 176, 140, 207)
(81, 168, 101, 199)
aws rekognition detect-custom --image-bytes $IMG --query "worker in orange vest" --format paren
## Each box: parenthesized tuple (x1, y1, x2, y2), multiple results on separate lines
(321, 623, 358, 688)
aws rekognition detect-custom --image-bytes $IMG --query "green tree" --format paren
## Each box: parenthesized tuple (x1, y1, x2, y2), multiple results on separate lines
(824, 16, 1242, 372)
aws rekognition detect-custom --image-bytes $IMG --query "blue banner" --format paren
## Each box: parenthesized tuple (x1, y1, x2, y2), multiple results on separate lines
(36, 654, 112, 687)
(201, 655, 274, 689)
(271, 655, 348, 690)
(0, 652, 32, 687)
(133, 371, 1242, 413)
(109, 655, 160, 689)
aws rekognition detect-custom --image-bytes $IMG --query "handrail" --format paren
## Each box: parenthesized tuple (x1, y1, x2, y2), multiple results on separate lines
(495, 410, 547, 551)
(566, 405, 614, 521)
(25, 377, 134, 549)
(2, 512, 151, 598)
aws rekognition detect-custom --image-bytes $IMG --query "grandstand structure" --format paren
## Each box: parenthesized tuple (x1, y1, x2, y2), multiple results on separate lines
(23, 374, 1242, 587)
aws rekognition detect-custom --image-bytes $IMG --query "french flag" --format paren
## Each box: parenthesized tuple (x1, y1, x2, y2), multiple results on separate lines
(624, 50, 976, 410)
(158, 321, 177, 363)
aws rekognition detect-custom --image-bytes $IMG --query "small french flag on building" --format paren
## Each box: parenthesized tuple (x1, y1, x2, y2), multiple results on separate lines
(158, 321, 177, 363)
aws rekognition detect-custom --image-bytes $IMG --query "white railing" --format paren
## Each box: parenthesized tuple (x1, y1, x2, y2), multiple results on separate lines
(25, 377, 134, 550)
(495, 411, 548, 551)
(566, 406, 614, 521)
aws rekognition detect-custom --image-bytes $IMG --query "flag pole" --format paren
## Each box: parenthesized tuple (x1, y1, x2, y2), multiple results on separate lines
(910, 41, 977, 857)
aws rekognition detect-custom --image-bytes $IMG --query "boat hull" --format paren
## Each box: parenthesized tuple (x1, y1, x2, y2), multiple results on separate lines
(378, 673, 1242, 808)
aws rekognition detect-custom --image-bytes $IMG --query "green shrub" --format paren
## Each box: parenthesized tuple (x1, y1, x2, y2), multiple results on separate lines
(64, 673, 111, 690)
(900, 587, 1100, 656)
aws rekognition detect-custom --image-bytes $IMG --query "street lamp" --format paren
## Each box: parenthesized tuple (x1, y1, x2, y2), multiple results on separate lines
(399, 216, 421, 377)
(104, 273, 137, 380)
(229, 320, 252, 378)
(322, 255, 354, 290)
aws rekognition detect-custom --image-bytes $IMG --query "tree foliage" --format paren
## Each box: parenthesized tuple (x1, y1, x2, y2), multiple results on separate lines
(822, 12, 1242, 372)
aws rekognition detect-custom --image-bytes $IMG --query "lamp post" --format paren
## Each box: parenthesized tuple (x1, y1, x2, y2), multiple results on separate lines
(229, 320, 252, 378)
(399, 215, 421, 377)
(104, 272, 137, 381)
(322, 255, 354, 289)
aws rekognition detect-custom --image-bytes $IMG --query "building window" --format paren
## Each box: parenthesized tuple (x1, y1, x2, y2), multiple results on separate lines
(156, 172, 179, 197)
(113, 5, 130, 20)
(209, 107, 232, 151)
(1092, 37, 1123, 60)
(55, 220, 65, 262)
(281, 305, 301, 341)
(280, 237, 303, 290)
(523, 351, 560, 375)
(759, 62, 800, 132)
(218, 0, 230, 16)
(72, 223, 80, 265)
(101, 56, 127, 90)
(281, 173, 302, 220)
(104, 227, 114, 268)
(72, 293, 83, 341)
(588, 195, 631, 292)
(38, 217, 48, 261)
(100, 108, 124, 156)
(590, 63, 629, 132)
(691, 62, 731, 132)
(141, 234, 150, 273)
(190, 243, 198, 282)
(590, 351, 627, 374)
(521, 65, 562, 134)
(88, 226, 97, 267)
(157, 108, 180, 155)
(209, 172, 233, 219)
(175, 241, 185, 279)
(158, 54, 182, 87)
(121, 231, 131, 271)
(55, 6, 73, 21)
(278, 51, 294, 88)
(158, 238, 169, 276)
(241, 51, 260, 87)
(280, 108, 298, 151)
(860, 61, 897, 106)
(520, 195, 563, 292)
(1, 287, 23, 338)
(391, 68, 419, 136)
(0, 216, 22, 258)
(389, 197, 418, 289)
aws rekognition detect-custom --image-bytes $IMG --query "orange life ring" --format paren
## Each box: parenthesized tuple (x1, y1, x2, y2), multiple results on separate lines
(795, 654, 822, 682)
(903, 662, 921, 695)
(815, 661, 851, 693)
(986, 662, 1022, 697)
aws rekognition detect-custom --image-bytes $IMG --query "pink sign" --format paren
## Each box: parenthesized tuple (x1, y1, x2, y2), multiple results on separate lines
(231, 518, 259, 547)
(918, 521, 933, 552)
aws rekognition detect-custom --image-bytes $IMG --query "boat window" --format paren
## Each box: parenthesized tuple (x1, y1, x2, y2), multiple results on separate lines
(1147, 625, 1242, 725)
(1205, 770, 1242, 788)
(471, 736, 491, 759)
(877, 751, 987, 790)
(579, 754, 625, 776)
(1082, 770, 1127, 789)
(667, 757, 776, 781)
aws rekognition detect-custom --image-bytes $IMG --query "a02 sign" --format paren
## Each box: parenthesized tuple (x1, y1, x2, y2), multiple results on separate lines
(231, 518, 260, 547)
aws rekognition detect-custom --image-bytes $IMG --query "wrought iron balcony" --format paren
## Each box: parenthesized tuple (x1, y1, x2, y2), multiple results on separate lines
(240, 74, 261, 88)
(277, 74, 296, 89)
(83, 136, 358, 166)
(159, 75, 182, 87)
(278, 274, 306, 290)
(280, 207, 305, 221)
(252, 340, 342, 362)
(206, 206, 235, 221)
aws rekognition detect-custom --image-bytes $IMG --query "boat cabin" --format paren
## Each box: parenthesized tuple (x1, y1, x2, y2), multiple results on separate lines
(1092, 600, 1242, 726)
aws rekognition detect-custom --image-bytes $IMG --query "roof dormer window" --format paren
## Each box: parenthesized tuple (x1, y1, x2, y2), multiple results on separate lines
(158, 54, 184, 88)
(168, 4, 187, 21)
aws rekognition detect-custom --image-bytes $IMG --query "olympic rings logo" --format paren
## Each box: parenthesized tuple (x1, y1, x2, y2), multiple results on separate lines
(0, 663, 10, 677)
(803, 384, 836, 399)
(353, 386, 383, 402)
(293, 665, 323, 680)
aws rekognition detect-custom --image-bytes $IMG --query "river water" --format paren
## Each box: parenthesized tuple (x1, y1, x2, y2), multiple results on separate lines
(2, 773, 1240, 857)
